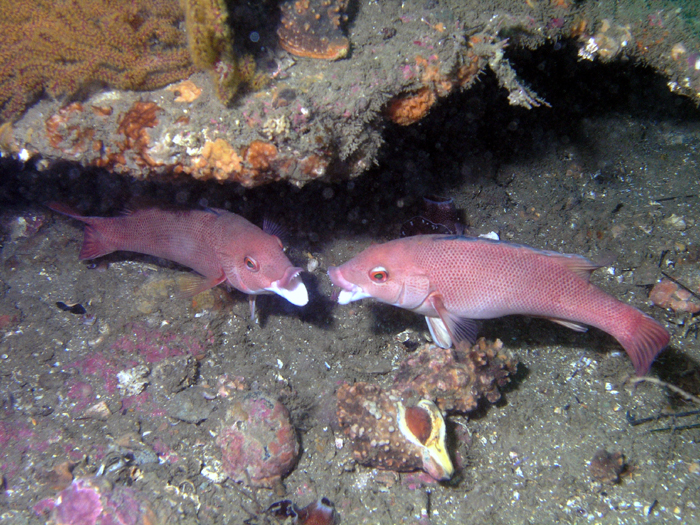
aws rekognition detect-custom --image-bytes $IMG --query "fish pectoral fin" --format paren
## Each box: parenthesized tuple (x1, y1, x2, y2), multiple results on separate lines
(426, 316, 452, 348)
(178, 273, 227, 297)
(428, 294, 479, 346)
(546, 317, 588, 332)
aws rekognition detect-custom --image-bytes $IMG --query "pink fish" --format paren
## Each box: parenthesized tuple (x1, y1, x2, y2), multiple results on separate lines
(49, 203, 308, 317)
(328, 235, 670, 376)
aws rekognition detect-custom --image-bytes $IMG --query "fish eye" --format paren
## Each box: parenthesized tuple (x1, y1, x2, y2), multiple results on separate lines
(244, 256, 259, 272)
(369, 266, 388, 283)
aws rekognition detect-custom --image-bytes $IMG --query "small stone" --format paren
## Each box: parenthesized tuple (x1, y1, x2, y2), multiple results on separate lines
(589, 449, 626, 484)
(166, 388, 212, 424)
(663, 214, 687, 231)
(117, 365, 150, 397)
(81, 401, 112, 421)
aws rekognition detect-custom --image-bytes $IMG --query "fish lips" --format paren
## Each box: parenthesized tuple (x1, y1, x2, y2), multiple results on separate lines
(266, 267, 309, 306)
(328, 266, 372, 304)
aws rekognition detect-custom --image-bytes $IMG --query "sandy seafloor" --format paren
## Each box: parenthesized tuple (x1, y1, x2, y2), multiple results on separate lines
(2, 45, 700, 525)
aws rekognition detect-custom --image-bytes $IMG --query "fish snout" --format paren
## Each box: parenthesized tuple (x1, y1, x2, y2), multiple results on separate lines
(267, 267, 308, 306)
(328, 266, 371, 304)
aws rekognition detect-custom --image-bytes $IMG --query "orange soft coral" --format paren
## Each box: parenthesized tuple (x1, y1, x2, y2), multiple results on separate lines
(385, 87, 436, 126)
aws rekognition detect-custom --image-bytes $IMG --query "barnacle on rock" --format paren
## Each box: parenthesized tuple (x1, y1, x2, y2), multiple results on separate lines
(262, 115, 290, 140)
(393, 339, 517, 414)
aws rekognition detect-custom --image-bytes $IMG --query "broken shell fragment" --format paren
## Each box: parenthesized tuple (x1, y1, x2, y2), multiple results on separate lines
(336, 383, 453, 480)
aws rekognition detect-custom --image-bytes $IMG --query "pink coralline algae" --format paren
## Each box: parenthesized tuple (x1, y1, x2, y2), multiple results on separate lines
(68, 353, 125, 395)
(0, 420, 34, 480)
(111, 323, 211, 362)
(217, 392, 299, 488)
(42, 477, 156, 525)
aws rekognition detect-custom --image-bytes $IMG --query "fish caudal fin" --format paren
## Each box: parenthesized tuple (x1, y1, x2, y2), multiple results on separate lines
(78, 224, 113, 260)
(48, 202, 85, 219)
(48, 203, 113, 260)
(617, 313, 670, 376)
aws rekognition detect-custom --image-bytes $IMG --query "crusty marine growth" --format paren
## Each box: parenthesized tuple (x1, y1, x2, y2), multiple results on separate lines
(329, 235, 669, 376)
(49, 204, 308, 318)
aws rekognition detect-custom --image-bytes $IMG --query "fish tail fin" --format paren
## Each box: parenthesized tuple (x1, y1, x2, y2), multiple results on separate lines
(47, 202, 86, 220)
(617, 313, 670, 376)
(78, 224, 113, 260)
(48, 203, 114, 260)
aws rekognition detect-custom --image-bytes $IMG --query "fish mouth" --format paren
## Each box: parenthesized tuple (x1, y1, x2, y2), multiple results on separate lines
(328, 266, 372, 304)
(267, 267, 308, 306)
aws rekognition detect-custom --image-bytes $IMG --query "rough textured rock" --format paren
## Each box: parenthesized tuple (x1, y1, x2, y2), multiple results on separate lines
(4, 0, 700, 186)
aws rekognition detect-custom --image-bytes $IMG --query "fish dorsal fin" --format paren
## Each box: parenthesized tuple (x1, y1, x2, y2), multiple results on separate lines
(448, 236, 604, 282)
(428, 293, 479, 345)
(545, 253, 602, 282)
(262, 218, 286, 239)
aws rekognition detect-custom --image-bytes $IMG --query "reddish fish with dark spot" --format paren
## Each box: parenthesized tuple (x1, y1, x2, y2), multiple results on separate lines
(49, 203, 308, 318)
(328, 235, 669, 376)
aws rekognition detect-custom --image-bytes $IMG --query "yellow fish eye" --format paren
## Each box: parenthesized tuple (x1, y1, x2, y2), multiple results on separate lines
(244, 256, 259, 271)
(369, 266, 388, 283)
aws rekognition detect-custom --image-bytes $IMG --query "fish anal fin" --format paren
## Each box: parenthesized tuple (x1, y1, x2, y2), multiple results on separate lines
(178, 273, 227, 298)
(546, 317, 589, 332)
(428, 293, 479, 346)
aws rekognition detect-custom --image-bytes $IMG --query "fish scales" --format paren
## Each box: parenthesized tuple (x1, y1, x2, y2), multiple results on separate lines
(328, 235, 670, 376)
(49, 203, 308, 316)
(78, 209, 267, 291)
(416, 237, 611, 321)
